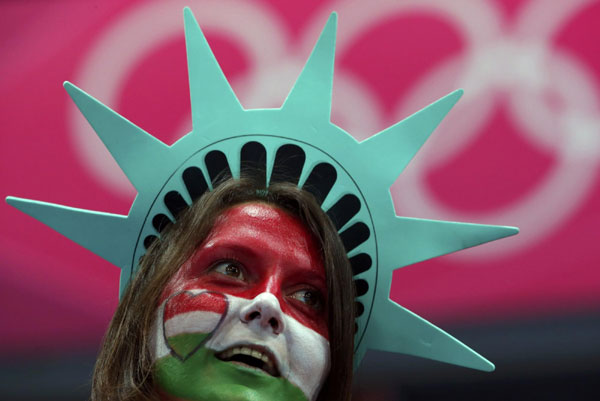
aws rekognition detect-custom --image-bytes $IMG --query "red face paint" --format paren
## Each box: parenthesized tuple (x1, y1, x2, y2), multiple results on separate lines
(162, 202, 329, 339)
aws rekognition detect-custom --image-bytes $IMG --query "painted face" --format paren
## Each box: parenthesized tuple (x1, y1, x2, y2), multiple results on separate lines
(152, 202, 330, 401)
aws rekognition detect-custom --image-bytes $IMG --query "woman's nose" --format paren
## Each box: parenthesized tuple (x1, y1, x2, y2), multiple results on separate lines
(239, 292, 285, 335)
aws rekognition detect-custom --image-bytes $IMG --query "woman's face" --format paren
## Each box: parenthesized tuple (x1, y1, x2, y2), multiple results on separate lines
(152, 202, 330, 401)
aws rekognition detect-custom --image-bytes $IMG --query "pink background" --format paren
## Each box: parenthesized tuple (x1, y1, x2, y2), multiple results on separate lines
(1, 0, 599, 355)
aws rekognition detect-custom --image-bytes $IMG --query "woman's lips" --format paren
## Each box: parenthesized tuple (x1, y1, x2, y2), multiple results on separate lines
(216, 344, 281, 377)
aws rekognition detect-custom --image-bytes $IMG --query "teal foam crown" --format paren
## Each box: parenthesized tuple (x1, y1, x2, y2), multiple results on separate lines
(6, 8, 518, 372)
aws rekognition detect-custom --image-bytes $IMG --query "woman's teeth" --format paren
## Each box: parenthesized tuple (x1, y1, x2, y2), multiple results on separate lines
(217, 346, 279, 376)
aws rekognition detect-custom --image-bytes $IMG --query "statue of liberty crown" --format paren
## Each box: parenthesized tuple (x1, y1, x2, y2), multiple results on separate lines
(6, 8, 518, 371)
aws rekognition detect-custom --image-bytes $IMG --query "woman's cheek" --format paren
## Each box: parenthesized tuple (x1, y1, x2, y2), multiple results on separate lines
(282, 300, 329, 341)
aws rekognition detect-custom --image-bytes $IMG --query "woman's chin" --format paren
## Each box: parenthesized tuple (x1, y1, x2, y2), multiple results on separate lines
(154, 349, 308, 401)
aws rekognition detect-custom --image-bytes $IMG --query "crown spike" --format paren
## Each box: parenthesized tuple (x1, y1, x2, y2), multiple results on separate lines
(64, 82, 170, 191)
(281, 12, 337, 121)
(358, 217, 516, 369)
(6, 197, 134, 269)
(365, 298, 495, 371)
(183, 7, 243, 129)
(384, 216, 518, 271)
(360, 89, 463, 186)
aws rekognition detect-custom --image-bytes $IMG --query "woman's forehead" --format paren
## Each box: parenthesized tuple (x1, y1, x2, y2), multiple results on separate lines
(209, 202, 311, 243)
(204, 202, 325, 276)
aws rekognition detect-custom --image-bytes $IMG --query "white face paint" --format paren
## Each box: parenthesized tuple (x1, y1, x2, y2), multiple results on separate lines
(152, 203, 331, 401)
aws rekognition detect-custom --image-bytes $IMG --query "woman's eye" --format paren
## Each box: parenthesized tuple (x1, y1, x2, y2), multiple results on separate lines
(290, 289, 322, 309)
(212, 261, 245, 280)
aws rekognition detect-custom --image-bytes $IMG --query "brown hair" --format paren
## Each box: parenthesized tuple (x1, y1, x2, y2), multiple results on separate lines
(91, 176, 355, 401)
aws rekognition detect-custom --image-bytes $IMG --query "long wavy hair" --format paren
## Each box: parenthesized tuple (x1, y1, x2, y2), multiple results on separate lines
(91, 175, 355, 401)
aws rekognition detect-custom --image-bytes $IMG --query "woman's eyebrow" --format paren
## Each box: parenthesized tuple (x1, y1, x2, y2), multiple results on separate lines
(288, 268, 327, 287)
(201, 240, 260, 260)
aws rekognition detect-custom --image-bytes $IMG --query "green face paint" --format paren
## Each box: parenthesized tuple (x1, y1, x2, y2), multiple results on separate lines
(155, 333, 307, 401)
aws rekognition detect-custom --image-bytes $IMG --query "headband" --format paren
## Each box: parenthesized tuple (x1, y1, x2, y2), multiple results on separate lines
(6, 8, 518, 371)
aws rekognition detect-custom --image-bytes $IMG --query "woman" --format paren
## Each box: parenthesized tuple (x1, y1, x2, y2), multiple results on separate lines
(92, 176, 356, 401)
